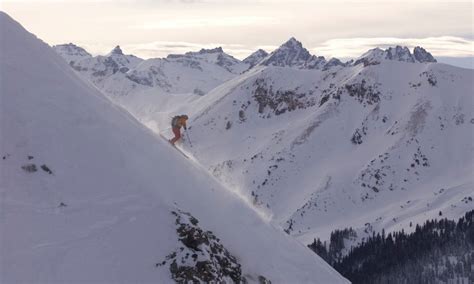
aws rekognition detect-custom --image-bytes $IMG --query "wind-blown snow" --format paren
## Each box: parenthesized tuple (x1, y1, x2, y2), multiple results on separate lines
(0, 12, 348, 283)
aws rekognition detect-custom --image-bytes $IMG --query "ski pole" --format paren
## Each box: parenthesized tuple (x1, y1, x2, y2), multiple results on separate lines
(185, 129, 193, 148)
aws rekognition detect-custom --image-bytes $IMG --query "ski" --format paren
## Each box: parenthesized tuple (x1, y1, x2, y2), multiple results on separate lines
(159, 133, 189, 159)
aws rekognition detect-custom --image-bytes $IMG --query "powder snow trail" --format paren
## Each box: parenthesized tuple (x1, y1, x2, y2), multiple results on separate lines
(158, 130, 274, 222)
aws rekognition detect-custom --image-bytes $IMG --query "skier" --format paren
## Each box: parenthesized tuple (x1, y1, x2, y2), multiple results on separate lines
(169, 115, 189, 145)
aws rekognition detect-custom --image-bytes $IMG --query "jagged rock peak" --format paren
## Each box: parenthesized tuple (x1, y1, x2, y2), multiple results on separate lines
(181, 47, 225, 57)
(386, 46, 415, 62)
(110, 45, 124, 55)
(260, 37, 318, 68)
(413, 46, 437, 63)
(281, 37, 303, 49)
(198, 47, 224, 54)
(355, 45, 437, 66)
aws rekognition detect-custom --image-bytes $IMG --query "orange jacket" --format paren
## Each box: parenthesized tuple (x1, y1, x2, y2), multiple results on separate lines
(173, 116, 187, 129)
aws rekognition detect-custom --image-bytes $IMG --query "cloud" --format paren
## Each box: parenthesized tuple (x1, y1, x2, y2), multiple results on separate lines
(2, 0, 197, 2)
(2, 0, 113, 2)
(125, 41, 258, 59)
(78, 41, 257, 59)
(130, 16, 276, 30)
(312, 36, 474, 59)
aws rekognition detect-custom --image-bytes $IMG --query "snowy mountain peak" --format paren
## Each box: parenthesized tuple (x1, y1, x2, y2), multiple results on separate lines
(322, 57, 346, 70)
(53, 43, 92, 62)
(413, 46, 437, 63)
(260, 37, 324, 69)
(171, 46, 248, 74)
(109, 45, 124, 56)
(354, 45, 437, 66)
(354, 47, 387, 66)
(246, 49, 269, 59)
(282, 37, 303, 48)
(53, 43, 91, 57)
(243, 49, 269, 69)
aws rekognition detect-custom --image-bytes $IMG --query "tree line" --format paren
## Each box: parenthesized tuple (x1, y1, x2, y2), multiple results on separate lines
(309, 210, 473, 283)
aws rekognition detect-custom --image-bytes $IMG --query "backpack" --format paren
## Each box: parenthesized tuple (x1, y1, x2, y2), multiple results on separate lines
(171, 116, 180, 128)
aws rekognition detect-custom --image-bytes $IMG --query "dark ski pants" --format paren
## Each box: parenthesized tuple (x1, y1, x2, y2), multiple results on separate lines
(170, 127, 181, 145)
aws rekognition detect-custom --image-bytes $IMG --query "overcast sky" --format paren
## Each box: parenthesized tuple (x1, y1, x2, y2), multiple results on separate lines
(2, 0, 473, 68)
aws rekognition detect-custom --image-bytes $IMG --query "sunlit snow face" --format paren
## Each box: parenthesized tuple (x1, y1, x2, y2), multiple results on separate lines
(2, 0, 473, 67)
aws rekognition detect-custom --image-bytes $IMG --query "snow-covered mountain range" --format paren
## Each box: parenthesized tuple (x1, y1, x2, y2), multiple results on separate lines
(53, 43, 250, 97)
(1, 11, 350, 283)
(54, 35, 474, 254)
(187, 57, 473, 245)
(186, 40, 473, 246)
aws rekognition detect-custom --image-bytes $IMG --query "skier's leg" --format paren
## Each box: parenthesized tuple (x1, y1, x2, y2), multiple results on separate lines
(170, 127, 181, 144)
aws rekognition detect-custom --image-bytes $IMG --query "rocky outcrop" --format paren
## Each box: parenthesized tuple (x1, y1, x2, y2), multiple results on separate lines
(413, 46, 437, 63)
(252, 78, 317, 116)
(385, 46, 415, 62)
(158, 209, 243, 283)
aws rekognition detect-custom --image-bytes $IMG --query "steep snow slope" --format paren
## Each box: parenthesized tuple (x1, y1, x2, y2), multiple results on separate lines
(178, 49, 473, 246)
(0, 12, 348, 283)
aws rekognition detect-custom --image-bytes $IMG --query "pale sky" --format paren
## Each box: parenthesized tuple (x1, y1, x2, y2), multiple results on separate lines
(2, 0, 473, 68)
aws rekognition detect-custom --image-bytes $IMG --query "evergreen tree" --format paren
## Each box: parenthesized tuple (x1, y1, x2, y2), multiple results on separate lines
(308, 210, 474, 284)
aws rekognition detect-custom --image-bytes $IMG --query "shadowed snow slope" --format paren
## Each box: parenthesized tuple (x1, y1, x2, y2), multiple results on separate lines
(0, 12, 348, 283)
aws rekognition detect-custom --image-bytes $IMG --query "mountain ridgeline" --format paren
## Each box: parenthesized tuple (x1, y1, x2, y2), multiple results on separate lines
(53, 38, 438, 98)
